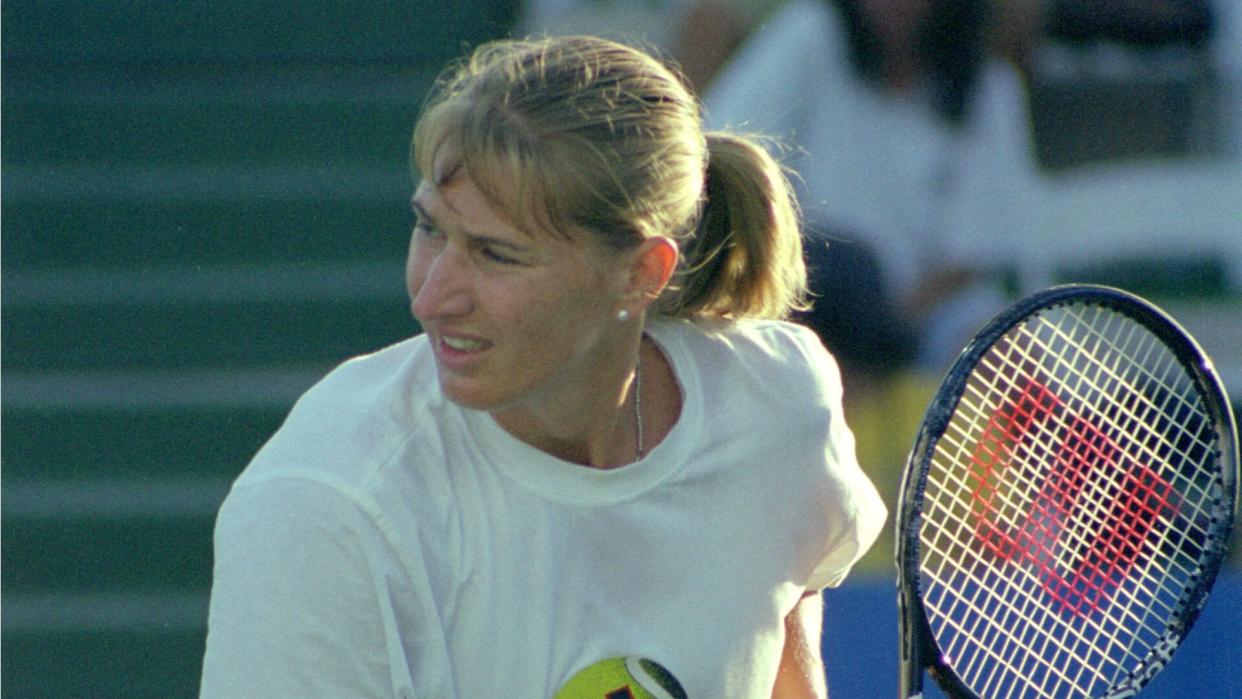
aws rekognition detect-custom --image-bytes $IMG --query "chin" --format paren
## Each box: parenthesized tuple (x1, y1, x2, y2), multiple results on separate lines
(435, 373, 508, 413)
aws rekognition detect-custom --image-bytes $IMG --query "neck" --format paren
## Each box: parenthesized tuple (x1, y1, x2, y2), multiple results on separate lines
(491, 333, 646, 469)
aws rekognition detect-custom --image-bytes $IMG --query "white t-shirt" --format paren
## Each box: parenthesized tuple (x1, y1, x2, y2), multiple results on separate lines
(200, 318, 886, 698)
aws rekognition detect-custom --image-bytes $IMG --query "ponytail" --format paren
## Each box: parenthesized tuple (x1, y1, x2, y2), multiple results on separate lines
(659, 132, 809, 320)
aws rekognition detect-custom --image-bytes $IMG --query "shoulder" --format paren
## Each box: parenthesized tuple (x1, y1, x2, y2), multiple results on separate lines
(216, 332, 463, 526)
(678, 317, 837, 372)
(217, 333, 463, 583)
(305, 334, 434, 415)
(741, 318, 837, 366)
(656, 318, 842, 406)
(233, 335, 446, 496)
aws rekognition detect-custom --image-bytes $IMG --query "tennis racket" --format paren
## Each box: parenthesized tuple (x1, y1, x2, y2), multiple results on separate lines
(896, 284, 1238, 698)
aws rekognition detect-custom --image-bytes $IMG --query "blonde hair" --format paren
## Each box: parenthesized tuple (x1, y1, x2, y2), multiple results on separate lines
(412, 36, 807, 320)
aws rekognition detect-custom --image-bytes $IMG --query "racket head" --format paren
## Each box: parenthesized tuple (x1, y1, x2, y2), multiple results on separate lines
(897, 284, 1238, 699)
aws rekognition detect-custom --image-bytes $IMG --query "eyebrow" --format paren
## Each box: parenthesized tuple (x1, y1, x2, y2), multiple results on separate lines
(410, 198, 532, 254)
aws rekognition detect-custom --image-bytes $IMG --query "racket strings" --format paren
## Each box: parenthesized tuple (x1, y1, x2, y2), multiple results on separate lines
(918, 302, 1223, 698)
(988, 317, 1192, 685)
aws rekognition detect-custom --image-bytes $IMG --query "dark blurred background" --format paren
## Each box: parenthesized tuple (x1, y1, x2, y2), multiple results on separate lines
(2, 1, 1238, 697)
(2, 3, 518, 696)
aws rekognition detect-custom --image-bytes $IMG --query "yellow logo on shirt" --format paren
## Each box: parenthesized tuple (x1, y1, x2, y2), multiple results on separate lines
(554, 657, 687, 699)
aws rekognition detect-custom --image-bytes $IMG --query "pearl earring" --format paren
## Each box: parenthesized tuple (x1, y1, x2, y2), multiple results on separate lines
(616, 309, 630, 322)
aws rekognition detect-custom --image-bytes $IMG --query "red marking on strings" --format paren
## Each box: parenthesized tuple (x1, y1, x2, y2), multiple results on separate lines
(968, 378, 1180, 616)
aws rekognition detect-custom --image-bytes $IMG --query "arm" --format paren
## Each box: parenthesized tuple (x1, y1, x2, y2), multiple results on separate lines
(771, 592, 829, 699)
(200, 478, 432, 697)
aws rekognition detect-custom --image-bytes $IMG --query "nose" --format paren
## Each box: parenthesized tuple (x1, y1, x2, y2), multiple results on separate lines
(409, 241, 473, 323)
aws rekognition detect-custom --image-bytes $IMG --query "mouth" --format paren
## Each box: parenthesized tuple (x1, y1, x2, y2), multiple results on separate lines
(441, 335, 489, 352)
(432, 331, 493, 368)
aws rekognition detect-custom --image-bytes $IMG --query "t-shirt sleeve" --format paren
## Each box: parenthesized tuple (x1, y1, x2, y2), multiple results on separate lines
(787, 325, 889, 591)
(199, 476, 449, 698)
(806, 461, 888, 590)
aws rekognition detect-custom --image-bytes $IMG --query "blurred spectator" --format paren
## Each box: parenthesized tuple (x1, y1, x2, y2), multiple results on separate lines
(1210, 0, 1241, 158)
(706, 0, 1047, 382)
(705, 0, 1224, 379)
(1046, 0, 1212, 47)
(521, 0, 1232, 382)
(517, 0, 784, 90)
(979, 1, 1214, 85)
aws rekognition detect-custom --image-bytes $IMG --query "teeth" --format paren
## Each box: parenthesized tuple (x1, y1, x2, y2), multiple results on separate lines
(443, 336, 486, 352)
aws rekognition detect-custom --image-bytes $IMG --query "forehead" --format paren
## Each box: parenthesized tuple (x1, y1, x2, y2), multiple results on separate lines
(416, 174, 596, 259)
(424, 136, 583, 243)
(413, 175, 528, 239)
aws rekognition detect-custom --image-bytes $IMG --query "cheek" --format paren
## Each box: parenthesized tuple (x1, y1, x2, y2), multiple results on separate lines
(405, 239, 426, 300)
(522, 272, 615, 346)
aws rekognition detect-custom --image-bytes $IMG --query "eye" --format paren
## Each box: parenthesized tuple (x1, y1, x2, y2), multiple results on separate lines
(414, 221, 442, 239)
(479, 245, 521, 265)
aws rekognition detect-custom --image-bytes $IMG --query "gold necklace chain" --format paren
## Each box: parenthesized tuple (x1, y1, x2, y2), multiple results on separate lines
(634, 348, 644, 460)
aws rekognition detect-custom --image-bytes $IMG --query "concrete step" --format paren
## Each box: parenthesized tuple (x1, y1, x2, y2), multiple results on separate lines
(1, 189, 410, 270)
(3, 592, 208, 698)
(2, 73, 424, 169)
(3, 485, 222, 594)
(2, 298, 411, 371)
(1, 1, 515, 67)
(2, 260, 413, 371)
(2, 399, 294, 481)
(0, 3, 518, 696)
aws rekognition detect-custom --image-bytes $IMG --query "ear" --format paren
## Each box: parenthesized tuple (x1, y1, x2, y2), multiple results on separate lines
(618, 236, 678, 316)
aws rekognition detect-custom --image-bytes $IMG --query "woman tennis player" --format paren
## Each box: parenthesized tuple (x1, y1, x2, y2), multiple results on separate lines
(199, 35, 886, 698)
